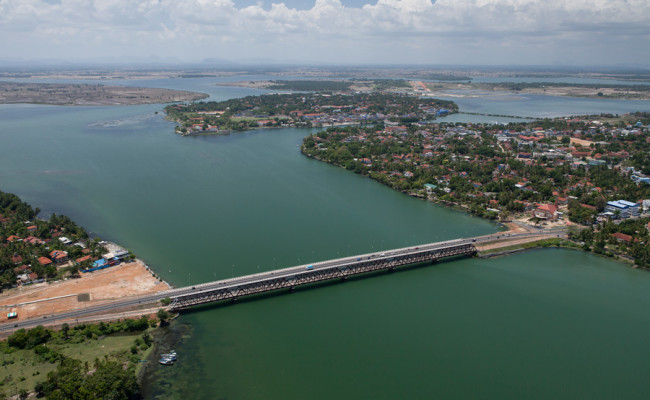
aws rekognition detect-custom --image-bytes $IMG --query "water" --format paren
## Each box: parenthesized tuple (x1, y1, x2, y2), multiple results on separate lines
(148, 249, 650, 400)
(1, 78, 650, 399)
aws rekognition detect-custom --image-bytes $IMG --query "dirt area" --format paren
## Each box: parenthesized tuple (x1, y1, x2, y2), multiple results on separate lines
(474, 233, 564, 252)
(0, 81, 208, 106)
(422, 81, 650, 100)
(571, 138, 598, 147)
(502, 221, 534, 233)
(0, 262, 170, 323)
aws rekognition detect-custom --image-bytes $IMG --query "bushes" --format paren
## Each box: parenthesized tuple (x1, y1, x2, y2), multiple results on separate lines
(8, 325, 51, 349)
(7, 317, 153, 351)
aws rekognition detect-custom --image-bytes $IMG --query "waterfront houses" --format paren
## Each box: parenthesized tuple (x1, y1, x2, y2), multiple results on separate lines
(302, 113, 650, 266)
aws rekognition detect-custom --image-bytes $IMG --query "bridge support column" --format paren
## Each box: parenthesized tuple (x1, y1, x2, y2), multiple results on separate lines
(231, 298, 238, 304)
(341, 276, 348, 282)
(289, 287, 295, 293)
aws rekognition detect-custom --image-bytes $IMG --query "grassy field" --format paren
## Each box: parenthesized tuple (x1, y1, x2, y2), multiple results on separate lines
(0, 329, 152, 398)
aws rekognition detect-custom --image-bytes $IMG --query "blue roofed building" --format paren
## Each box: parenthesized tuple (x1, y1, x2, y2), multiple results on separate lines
(605, 200, 640, 219)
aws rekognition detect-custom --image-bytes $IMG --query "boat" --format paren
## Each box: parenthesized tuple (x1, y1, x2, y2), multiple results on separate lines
(159, 350, 177, 365)
(159, 357, 174, 365)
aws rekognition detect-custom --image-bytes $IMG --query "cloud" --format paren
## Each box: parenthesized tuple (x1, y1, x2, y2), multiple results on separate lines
(0, 0, 648, 64)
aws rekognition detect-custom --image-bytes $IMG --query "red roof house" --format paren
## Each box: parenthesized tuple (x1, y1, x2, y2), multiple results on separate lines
(38, 257, 52, 266)
(49, 250, 69, 264)
(612, 232, 633, 243)
(532, 204, 559, 221)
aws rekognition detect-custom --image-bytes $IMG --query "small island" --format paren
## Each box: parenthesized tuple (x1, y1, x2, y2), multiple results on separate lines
(0, 81, 208, 106)
(164, 92, 457, 135)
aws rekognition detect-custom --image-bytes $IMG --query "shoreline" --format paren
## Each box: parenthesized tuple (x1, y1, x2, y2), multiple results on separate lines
(0, 81, 209, 106)
(301, 152, 649, 268)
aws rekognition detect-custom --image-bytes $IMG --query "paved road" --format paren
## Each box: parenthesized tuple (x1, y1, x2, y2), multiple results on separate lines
(1, 230, 565, 333)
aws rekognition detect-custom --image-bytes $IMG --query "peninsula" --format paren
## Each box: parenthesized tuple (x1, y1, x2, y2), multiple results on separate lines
(301, 113, 650, 266)
(164, 92, 457, 135)
(0, 81, 208, 106)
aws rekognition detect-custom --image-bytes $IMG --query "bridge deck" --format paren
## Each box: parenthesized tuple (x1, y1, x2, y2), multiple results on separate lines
(169, 242, 477, 309)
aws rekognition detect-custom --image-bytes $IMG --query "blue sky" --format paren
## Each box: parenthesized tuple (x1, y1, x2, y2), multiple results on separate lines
(1, 0, 648, 66)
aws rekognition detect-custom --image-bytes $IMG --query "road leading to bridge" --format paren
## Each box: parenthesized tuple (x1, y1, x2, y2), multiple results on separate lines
(0, 230, 565, 334)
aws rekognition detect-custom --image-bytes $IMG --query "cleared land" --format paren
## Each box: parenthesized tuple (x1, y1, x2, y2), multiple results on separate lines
(421, 81, 650, 100)
(0, 262, 170, 323)
(0, 81, 208, 105)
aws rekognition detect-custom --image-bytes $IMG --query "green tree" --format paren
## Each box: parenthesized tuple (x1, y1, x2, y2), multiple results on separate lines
(157, 308, 170, 326)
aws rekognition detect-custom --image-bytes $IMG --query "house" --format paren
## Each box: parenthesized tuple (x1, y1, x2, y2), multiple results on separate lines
(24, 236, 44, 245)
(612, 232, 633, 243)
(7, 235, 21, 242)
(424, 183, 437, 194)
(49, 250, 69, 264)
(532, 204, 559, 221)
(76, 255, 92, 264)
(38, 256, 52, 266)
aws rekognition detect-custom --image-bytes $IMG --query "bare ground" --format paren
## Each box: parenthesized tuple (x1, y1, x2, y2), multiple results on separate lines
(0, 81, 208, 106)
(0, 262, 170, 323)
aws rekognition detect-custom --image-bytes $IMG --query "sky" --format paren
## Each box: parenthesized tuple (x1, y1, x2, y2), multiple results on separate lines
(1, 0, 649, 66)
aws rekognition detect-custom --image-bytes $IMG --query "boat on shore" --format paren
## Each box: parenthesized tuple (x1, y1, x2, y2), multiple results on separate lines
(159, 350, 177, 365)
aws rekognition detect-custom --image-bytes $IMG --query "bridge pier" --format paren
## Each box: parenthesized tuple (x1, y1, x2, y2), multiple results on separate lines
(341, 276, 348, 282)
(289, 287, 295, 293)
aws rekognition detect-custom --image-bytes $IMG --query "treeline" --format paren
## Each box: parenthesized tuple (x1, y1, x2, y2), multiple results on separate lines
(570, 218, 650, 267)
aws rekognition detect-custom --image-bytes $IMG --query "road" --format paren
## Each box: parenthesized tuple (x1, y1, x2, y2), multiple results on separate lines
(0, 230, 565, 334)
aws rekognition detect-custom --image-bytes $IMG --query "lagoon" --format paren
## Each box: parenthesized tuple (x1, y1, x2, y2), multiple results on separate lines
(1, 77, 650, 399)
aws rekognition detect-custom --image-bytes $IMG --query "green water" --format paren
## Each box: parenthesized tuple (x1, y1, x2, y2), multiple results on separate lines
(1, 83, 650, 399)
(155, 249, 650, 399)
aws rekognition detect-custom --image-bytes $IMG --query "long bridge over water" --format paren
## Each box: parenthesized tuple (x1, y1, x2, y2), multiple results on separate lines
(0, 230, 565, 334)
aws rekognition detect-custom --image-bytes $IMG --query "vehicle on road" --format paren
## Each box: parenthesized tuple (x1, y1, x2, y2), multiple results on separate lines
(306, 265, 313, 270)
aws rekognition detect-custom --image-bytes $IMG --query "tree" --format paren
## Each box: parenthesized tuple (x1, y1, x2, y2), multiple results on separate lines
(61, 323, 70, 340)
(157, 309, 170, 326)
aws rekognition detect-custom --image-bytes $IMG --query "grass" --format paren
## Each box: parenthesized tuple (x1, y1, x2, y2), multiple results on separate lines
(0, 327, 156, 398)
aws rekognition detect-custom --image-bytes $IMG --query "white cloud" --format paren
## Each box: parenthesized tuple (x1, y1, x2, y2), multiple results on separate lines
(0, 0, 648, 64)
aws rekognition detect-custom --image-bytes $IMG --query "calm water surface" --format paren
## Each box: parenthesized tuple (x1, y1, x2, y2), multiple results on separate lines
(1, 78, 649, 399)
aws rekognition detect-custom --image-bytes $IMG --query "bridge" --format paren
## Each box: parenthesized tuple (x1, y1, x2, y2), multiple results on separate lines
(0, 230, 565, 334)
